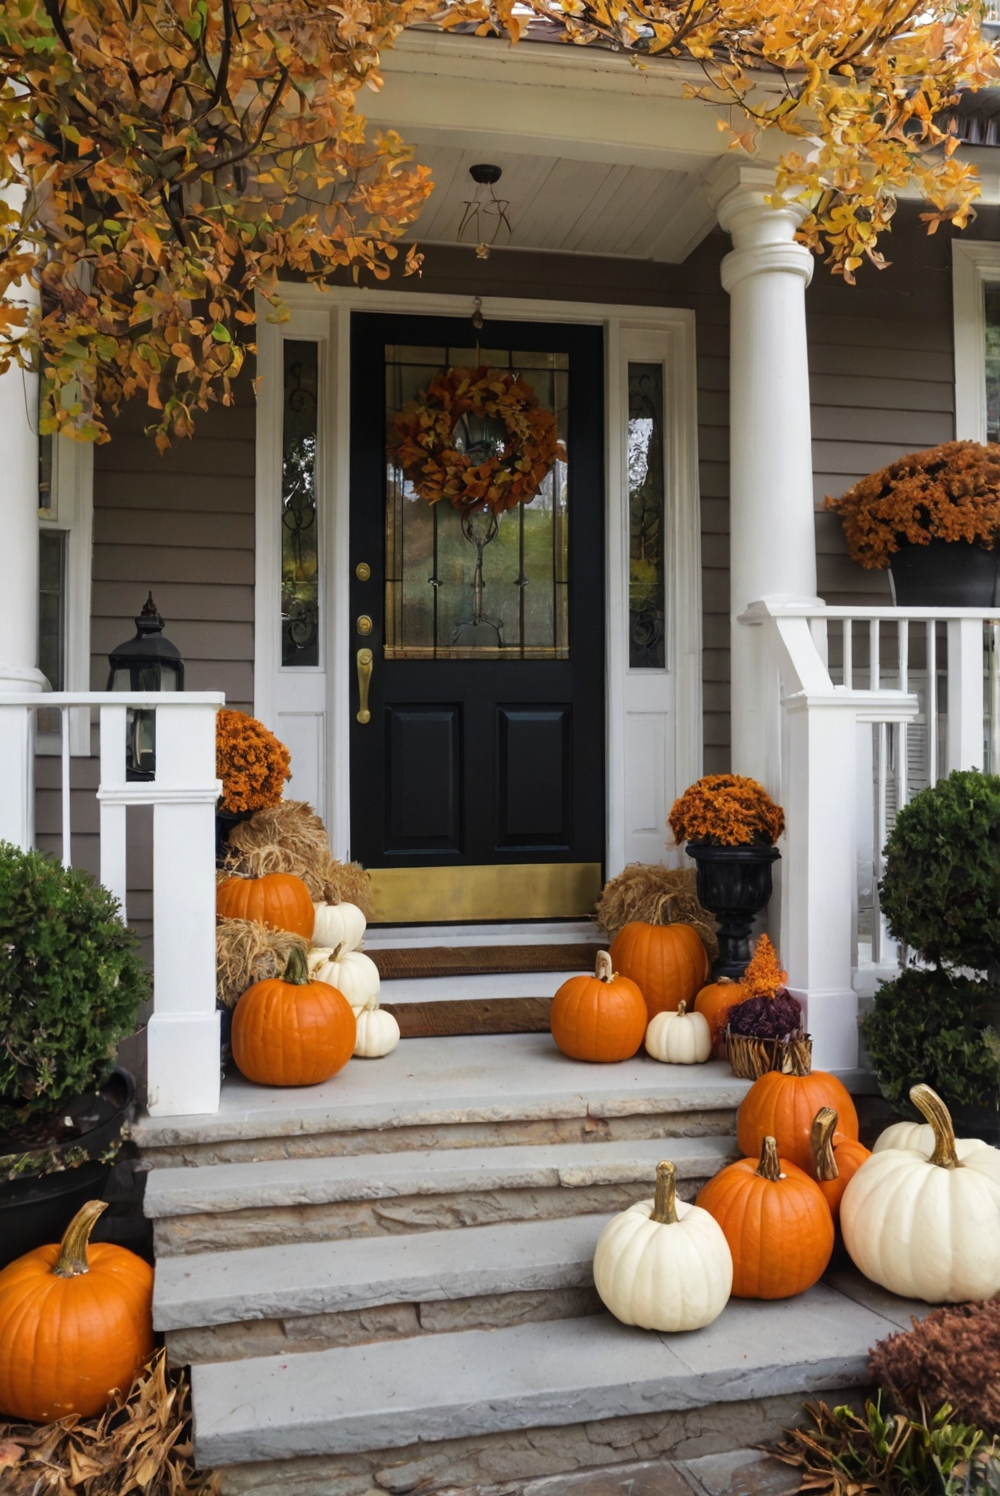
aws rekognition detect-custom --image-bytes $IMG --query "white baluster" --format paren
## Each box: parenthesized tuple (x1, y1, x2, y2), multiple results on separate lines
(843, 618, 853, 690)
(989, 622, 1000, 774)
(898, 620, 909, 809)
(946, 618, 985, 773)
(60, 706, 71, 867)
(927, 623, 938, 784)
(98, 705, 128, 919)
(869, 619, 880, 691)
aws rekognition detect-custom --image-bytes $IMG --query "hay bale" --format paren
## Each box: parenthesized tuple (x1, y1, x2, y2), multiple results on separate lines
(223, 799, 374, 917)
(216, 917, 309, 1009)
(595, 863, 719, 963)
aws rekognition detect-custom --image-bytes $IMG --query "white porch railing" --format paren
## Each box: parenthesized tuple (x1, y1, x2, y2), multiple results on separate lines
(0, 692, 224, 1118)
(742, 601, 996, 1069)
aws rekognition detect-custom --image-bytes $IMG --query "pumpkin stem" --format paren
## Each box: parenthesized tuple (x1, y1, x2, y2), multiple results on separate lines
(595, 951, 615, 983)
(716, 977, 735, 986)
(52, 1200, 108, 1279)
(677, 1000, 688, 1017)
(910, 1084, 960, 1169)
(756, 1135, 784, 1182)
(650, 1160, 679, 1224)
(810, 1107, 840, 1182)
(284, 945, 311, 986)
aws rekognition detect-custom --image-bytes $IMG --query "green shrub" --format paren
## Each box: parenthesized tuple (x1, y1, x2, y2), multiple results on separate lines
(879, 769, 1000, 971)
(0, 842, 149, 1131)
(861, 967, 1000, 1113)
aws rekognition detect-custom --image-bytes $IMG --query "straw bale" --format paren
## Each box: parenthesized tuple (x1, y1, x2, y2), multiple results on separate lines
(216, 917, 309, 1008)
(595, 863, 719, 962)
(222, 799, 374, 916)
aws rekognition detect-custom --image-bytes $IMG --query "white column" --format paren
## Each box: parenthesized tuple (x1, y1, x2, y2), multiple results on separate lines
(712, 165, 820, 789)
(0, 222, 45, 848)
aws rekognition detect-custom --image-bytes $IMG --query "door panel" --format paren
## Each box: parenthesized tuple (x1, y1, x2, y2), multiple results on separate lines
(349, 312, 604, 888)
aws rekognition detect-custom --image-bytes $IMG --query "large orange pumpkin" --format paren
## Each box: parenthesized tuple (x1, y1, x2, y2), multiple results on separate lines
(694, 976, 739, 1059)
(696, 1135, 834, 1298)
(609, 922, 709, 1020)
(809, 1106, 870, 1223)
(0, 1200, 154, 1421)
(736, 1041, 859, 1173)
(550, 951, 647, 1062)
(217, 871, 315, 939)
(232, 946, 356, 1085)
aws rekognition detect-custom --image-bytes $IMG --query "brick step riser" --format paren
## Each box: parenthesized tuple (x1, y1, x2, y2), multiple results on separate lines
(137, 1109, 738, 1170)
(152, 1175, 711, 1256)
(168, 1284, 604, 1367)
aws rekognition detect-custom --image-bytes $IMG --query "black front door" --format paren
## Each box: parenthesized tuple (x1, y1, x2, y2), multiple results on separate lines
(349, 312, 604, 907)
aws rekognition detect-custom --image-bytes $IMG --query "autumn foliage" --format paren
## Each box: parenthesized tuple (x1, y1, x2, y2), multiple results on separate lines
(738, 933, 788, 997)
(0, 0, 434, 447)
(216, 710, 290, 815)
(826, 440, 1000, 569)
(669, 774, 785, 848)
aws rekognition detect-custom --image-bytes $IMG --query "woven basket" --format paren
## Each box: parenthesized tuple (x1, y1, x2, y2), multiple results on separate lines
(727, 1028, 813, 1081)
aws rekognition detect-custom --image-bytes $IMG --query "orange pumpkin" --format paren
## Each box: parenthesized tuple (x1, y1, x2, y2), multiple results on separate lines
(550, 951, 647, 1062)
(809, 1106, 871, 1223)
(736, 1040, 859, 1173)
(217, 871, 315, 939)
(0, 1200, 154, 1422)
(696, 1135, 834, 1298)
(609, 922, 709, 1020)
(232, 946, 356, 1086)
(694, 976, 739, 1059)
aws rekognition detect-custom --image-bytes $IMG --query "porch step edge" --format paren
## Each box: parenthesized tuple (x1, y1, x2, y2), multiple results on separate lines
(154, 1212, 613, 1331)
(144, 1135, 738, 1220)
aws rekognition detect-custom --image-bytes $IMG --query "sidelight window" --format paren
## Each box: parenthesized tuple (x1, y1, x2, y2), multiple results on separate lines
(384, 345, 569, 660)
(627, 362, 666, 669)
(281, 339, 320, 667)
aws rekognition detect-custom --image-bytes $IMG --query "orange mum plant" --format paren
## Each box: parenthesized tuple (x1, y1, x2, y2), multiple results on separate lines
(216, 710, 290, 816)
(826, 441, 1000, 570)
(669, 775, 785, 848)
(738, 935, 788, 999)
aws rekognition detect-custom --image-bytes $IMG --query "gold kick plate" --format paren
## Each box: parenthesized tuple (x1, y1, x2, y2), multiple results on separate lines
(366, 863, 603, 923)
(356, 648, 373, 724)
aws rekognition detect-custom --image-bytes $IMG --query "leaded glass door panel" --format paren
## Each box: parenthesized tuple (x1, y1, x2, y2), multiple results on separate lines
(349, 312, 605, 897)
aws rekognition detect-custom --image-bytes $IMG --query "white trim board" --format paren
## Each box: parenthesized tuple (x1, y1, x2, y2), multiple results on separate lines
(254, 285, 702, 877)
(953, 240, 1000, 442)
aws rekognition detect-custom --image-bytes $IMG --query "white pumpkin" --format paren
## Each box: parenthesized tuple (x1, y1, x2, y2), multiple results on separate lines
(644, 1000, 712, 1065)
(312, 901, 366, 955)
(593, 1160, 732, 1331)
(311, 949, 380, 1011)
(354, 1008, 401, 1058)
(872, 1120, 1000, 1183)
(841, 1084, 1000, 1303)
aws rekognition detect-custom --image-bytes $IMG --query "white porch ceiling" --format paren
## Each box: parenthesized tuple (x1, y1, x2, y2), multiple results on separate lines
(410, 145, 712, 263)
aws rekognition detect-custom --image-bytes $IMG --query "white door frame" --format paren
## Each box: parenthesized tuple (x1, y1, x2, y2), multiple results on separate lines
(255, 283, 702, 877)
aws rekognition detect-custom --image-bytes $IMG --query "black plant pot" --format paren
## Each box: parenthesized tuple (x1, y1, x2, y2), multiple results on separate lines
(0, 1067, 135, 1270)
(889, 538, 1000, 607)
(686, 841, 781, 979)
(216, 807, 253, 865)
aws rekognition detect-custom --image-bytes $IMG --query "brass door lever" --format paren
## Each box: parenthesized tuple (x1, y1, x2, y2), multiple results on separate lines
(356, 648, 373, 724)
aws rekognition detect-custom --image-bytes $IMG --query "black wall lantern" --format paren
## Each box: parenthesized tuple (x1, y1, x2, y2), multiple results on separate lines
(107, 593, 184, 780)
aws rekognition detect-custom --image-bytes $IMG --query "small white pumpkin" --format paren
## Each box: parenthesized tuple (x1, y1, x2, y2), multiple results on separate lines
(593, 1160, 732, 1331)
(312, 901, 366, 955)
(872, 1119, 1000, 1183)
(354, 1008, 401, 1058)
(644, 1000, 712, 1065)
(841, 1084, 1000, 1303)
(311, 949, 380, 1011)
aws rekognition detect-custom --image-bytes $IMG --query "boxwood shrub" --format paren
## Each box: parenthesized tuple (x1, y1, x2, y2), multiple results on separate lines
(0, 842, 149, 1132)
(861, 967, 1000, 1114)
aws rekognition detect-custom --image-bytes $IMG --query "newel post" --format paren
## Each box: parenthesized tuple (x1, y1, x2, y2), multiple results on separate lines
(711, 166, 821, 790)
(145, 701, 222, 1116)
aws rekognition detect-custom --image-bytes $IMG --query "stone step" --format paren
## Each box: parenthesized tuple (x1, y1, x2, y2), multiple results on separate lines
(144, 1134, 737, 1256)
(156, 1213, 613, 1364)
(129, 1034, 752, 1168)
(190, 1271, 927, 1474)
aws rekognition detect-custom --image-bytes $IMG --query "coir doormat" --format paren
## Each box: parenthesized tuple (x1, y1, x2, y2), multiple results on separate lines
(369, 943, 603, 982)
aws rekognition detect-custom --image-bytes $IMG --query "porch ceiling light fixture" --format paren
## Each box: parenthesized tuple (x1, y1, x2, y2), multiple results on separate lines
(107, 592, 184, 781)
(458, 164, 512, 260)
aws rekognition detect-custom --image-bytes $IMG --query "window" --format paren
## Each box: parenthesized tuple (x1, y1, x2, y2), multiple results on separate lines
(627, 362, 666, 669)
(281, 340, 320, 667)
(36, 425, 94, 753)
(952, 242, 1000, 442)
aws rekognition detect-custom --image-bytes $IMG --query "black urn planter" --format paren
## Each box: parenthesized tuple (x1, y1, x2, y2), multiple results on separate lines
(889, 538, 1000, 608)
(0, 1067, 135, 1270)
(686, 841, 781, 980)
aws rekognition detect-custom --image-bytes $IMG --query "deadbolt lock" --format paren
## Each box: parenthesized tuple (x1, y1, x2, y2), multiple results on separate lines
(355, 562, 371, 582)
(356, 615, 373, 636)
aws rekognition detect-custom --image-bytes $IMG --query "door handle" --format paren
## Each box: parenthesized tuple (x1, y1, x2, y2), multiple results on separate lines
(356, 647, 373, 724)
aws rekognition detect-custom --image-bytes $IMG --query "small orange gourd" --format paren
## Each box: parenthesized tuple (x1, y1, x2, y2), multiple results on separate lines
(550, 951, 647, 1062)
(696, 1135, 834, 1299)
(694, 976, 738, 1059)
(217, 871, 315, 939)
(0, 1200, 154, 1422)
(809, 1107, 871, 1223)
(736, 1038, 859, 1173)
(609, 922, 709, 1020)
(232, 946, 356, 1086)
